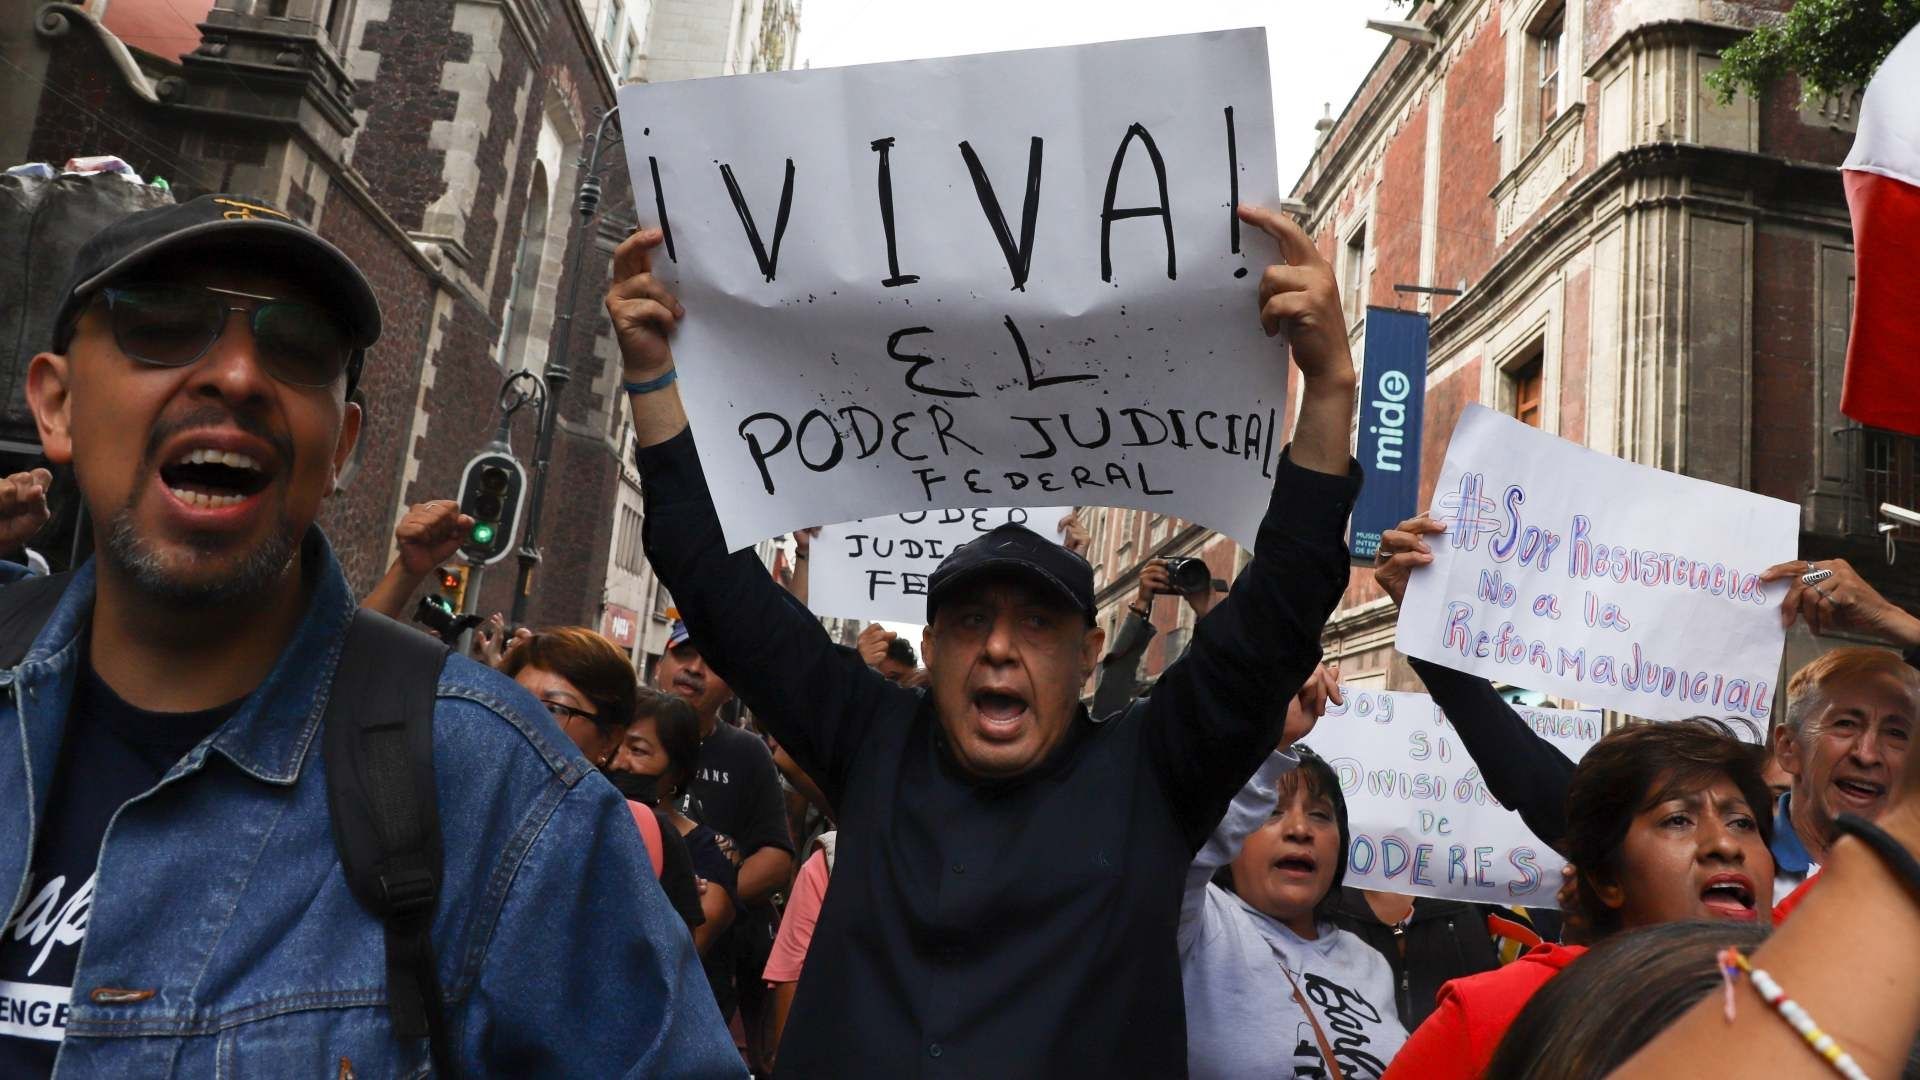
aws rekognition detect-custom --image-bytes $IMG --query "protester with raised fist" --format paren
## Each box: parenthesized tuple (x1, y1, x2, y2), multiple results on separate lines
(359, 498, 472, 619)
(610, 201, 1363, 1077)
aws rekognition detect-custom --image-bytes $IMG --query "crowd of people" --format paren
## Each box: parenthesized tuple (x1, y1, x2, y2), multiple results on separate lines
(0, 190, 1916, 1078)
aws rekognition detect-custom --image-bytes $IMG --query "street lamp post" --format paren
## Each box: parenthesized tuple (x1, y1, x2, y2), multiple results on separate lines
(509, 105, 624, 627)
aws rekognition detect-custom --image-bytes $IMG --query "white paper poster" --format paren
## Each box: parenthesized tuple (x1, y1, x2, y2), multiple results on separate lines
(618, 30, 1285, 551)
(1302, 687, 1603, 905)
(1397, 405, 1796, 727)
(809, 506, 1072, 623)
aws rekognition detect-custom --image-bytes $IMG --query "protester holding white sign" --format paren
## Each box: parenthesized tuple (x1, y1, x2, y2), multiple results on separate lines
(1300, 687, 1600, 907)
(809, 505, 1069, 623)
(610, 28, 1365, 1067)
(617, 29, 1286, 552)
(1395, 404, 1796, 724)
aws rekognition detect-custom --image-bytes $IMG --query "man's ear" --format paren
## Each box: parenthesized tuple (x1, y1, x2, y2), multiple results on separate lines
(26, 352, 74, 466)
(1080, 623, 1106, 679)
(329, 397, 363, 495)
(1772, 722, 1804, 782)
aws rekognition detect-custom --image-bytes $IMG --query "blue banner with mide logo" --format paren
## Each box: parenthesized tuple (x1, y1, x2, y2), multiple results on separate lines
(1349, 307, 1428, 563)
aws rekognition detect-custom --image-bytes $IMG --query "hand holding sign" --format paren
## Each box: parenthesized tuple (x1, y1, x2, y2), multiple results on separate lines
(1280, 662, 1342, 752)
(607, 228, 683, 384)
(1238, 204, 1357, 479)
(1372, 514, 1445, 606)
(1761, 556, 1920, 647)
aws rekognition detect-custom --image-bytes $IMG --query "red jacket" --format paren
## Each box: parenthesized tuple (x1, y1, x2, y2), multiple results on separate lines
(1382, 942, 1587, 1080)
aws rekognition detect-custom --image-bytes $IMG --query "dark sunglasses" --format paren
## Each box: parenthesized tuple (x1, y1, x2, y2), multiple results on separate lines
(91, 283, 354, 389)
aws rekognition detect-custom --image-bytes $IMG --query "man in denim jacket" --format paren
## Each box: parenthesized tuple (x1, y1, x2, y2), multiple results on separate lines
(0, 195, 739, 1077)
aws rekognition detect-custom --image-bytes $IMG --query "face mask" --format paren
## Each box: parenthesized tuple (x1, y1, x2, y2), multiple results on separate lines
(606, 769, 660, 806)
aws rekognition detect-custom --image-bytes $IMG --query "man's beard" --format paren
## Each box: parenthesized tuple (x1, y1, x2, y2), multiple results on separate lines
(102, 505, 300, 609)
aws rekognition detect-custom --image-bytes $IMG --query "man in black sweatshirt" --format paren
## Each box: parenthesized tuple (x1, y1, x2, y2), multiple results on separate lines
(607, 204, 1362, 1078)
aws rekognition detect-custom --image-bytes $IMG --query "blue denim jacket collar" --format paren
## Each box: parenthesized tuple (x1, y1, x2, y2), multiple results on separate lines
(20, 527, 356, 791)
(1771, 789, 1813, 874)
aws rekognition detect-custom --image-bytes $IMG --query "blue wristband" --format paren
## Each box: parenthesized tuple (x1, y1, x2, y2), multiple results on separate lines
(623, 368, 678, 395)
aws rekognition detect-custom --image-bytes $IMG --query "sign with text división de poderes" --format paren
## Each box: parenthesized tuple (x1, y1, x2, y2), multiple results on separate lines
(618, 30, 1287, 551)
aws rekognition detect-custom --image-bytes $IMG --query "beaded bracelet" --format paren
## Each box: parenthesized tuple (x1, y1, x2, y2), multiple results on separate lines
(1718, 948, 1869, 1080)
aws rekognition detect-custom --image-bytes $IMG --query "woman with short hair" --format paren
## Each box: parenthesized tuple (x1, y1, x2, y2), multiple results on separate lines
(1383, 718, 1776, 1080)
(1181, 667, 1407, 1080)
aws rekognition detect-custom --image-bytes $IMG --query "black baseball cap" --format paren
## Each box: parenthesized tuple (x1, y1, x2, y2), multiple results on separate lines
(926, 523, 1096, 623)
(49, 193, 381, 394)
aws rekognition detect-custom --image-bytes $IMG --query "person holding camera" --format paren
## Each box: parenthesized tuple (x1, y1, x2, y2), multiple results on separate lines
(1089, 555, 1228, 718)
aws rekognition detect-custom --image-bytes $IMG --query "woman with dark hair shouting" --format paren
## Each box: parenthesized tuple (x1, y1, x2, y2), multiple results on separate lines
(1180, 664, 1408, 1080)
(1382, 717, 1776, 1079)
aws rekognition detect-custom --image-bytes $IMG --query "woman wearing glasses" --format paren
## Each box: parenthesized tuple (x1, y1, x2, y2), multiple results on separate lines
(499, 628, 710, 944)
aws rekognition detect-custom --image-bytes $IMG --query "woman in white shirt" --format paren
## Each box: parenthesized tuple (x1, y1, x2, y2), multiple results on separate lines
(1180, 673, 1408, 1080)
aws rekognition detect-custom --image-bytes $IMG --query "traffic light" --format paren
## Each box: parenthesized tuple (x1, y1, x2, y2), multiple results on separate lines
(456, 450, 528, 565)
(436, 564, 468, 611)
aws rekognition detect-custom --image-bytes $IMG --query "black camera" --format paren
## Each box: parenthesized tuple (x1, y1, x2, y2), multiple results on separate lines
(1156, 557, 1215, 596)
(413, 595, 484, 640)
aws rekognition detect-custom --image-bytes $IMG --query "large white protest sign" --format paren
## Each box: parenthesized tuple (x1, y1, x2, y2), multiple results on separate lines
(618, 31, 1285, 551)
(1397, 405, 1796, 726)
(1302, 687, 1602, 905)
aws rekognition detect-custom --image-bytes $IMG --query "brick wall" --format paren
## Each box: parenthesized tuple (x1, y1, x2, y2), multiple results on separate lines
(350, 4, 464, 231)
(1431, 7, 1503, 316)
(1748, 228, 1816, 504)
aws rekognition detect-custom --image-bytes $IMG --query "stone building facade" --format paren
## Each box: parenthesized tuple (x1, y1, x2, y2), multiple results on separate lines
(1082, 0, 1908, 707)
(4, 0, 806, 667)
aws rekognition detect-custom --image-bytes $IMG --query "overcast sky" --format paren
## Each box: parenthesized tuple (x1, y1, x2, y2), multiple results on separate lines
(791, 0, 1405, 192)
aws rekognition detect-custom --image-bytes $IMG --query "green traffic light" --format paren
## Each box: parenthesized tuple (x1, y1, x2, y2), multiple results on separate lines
(471, 522, 497, 546)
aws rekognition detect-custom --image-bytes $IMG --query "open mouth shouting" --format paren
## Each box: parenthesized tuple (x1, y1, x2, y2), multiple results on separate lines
(1831, 775, 1889, 813)
(969, 687, 1031, 741)
(1698, 873, 1758, 921)
(1270, 850, 1319, 878)
(154, 434, 279, 526)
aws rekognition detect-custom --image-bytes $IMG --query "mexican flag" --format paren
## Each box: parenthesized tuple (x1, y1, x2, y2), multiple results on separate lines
(1841, 25, 1920, 435)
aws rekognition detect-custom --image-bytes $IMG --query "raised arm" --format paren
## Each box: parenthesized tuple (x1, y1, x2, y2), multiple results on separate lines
(1180, 749, 1297, 953)
(1180, 670, 1337, 952)
(1091, 564, 1164, 718)
(613, 230, 897, 806)
(1142, 206, 1361, 849)
(1376, 515, 1576, 846)
(360, 499, 473, 620)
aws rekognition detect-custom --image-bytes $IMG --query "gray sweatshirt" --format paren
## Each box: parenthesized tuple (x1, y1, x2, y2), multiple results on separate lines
(1179, 751, 1408, 1080)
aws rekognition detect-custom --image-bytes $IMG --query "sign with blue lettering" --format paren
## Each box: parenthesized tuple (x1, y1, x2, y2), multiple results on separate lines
(1350, 307, 1428, 562)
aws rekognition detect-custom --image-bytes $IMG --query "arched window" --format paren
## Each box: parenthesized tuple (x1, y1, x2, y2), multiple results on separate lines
(499, 164, 550, 369)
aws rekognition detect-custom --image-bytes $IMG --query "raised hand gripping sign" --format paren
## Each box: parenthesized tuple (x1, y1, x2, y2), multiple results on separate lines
(809, 506, 1072, 624)
(1302, 687, 1602, 904)
(1397, 405, 1797, 726)
(617, 30, 1284, 551)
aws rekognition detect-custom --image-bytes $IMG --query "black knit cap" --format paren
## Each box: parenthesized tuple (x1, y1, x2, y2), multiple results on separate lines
(49, 193, 380, 396)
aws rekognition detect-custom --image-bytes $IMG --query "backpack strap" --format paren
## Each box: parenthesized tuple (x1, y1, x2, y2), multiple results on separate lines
(322, 609, 455, 1077)
(0, 571, 73, 668)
